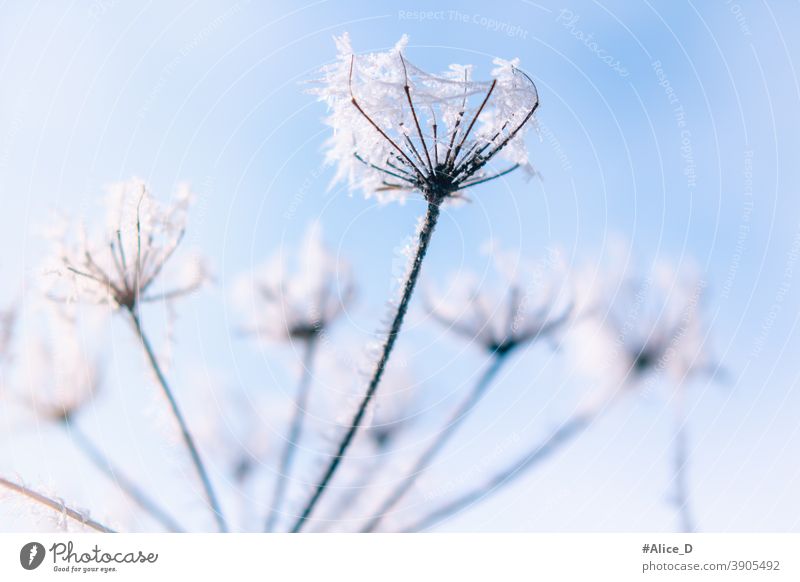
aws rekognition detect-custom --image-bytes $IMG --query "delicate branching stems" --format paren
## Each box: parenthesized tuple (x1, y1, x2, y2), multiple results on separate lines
(291, 201, 442, 532)
(401, 412, 593, 532)
(126, 307, 228, 532)
(671, 396, 695, 533)
(265, 334, 319, 532)
(362, 348, 512, 532)
(64, 420, 184, 532)
(0, 476, 116, 533)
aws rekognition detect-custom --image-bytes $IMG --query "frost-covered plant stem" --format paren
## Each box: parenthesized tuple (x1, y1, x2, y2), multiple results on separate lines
(0, 476, 115, 533)
(65, 420, 184, 532)
(401, 411, 593, 532)
(291, 201, 442, 532)
(363, 349, 512, 532)
(126, 307, 228, 532)
(265, 334, 319, 532)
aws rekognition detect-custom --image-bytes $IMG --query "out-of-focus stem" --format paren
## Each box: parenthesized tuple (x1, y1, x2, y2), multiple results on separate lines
(672, 396, 695, 533)
(316, 452, 392, 532)
(362, 350, 510, 532)
(127, 307, 228, 532)
(401, 412, 593, 532)
(291, 201, 441, 533)
(65, 420, 184, 532)
(0, 476, 116, 533)
(265, 335, 319, 532)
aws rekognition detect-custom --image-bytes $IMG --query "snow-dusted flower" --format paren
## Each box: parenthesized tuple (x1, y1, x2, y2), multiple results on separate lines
(45, 178, 207, 310)
(17, 310, 100, 423)
(425, 243, 573, 354)
(571, 254, 714, 389)
(314, 34, 539, 204)
(234, 222, 355, 341)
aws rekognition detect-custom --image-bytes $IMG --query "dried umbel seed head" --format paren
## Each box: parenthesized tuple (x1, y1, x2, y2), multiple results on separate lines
(571, 252, 715, 389)
(425, 243, 573, 355)
(315, 34, 539, 205)
(16, 310, 100, 424)
(234, 222, 355, 342)
(45, 178, 207, 311)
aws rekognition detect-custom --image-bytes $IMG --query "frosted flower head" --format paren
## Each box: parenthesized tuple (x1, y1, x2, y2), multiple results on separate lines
(234, 222, 355, 342)
(425, 243, 572, 354)
(577, 255, 714, 387)
(314, 34, 539, 205)
(17, 310, 100, 424)
(45, 178, 207, 311)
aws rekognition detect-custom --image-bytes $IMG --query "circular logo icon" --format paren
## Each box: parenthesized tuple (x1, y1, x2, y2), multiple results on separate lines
(20, 542, 46, 570)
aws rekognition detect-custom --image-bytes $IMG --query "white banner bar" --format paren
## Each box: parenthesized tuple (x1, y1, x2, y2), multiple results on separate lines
(1, 533, 797, 581)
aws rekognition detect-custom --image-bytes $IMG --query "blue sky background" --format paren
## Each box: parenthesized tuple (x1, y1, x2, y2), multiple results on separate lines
(1, 0, 799, 532)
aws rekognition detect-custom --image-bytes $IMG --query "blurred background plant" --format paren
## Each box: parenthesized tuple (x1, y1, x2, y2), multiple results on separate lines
(1, 0, 795, 533)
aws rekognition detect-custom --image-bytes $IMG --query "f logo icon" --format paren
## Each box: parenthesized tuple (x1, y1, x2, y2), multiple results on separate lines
(20, 542, 45, 570)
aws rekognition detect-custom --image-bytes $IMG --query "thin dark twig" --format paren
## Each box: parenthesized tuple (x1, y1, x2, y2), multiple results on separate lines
(127, 307, 228, 532)
(348, 55, 425, 179)
(362, 350, 510, 532)
(450, 81, 496, 165)
(265, 335, 319, 532)
(457, 165, 520, 190)
(291, 201, 442, 532)
(402, 413, 592, 532)
(400, 54, 433, 173)
(0, 476, 116, 533)
(65, 420, 184, 532)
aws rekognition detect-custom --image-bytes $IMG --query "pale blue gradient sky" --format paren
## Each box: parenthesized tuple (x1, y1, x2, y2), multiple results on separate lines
(0, 0, 799, 532)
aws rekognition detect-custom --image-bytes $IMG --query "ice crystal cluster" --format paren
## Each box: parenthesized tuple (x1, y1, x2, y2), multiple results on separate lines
(46, 178, 205, 310)
(314, 34, 539, 204)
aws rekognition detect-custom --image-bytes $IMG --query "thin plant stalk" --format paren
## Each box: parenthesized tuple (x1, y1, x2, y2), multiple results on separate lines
(127, 307, 228, 532)
(64, 420, 184, 532)
(362, 349, 511, 532)
(317, 452, 392, 532)
(265, 334, 319, 532)
(401, 412, 593, 532)
(671, 393, 695, 533)
(291, 201, 441, 532)
(0, 476, 116, 533)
